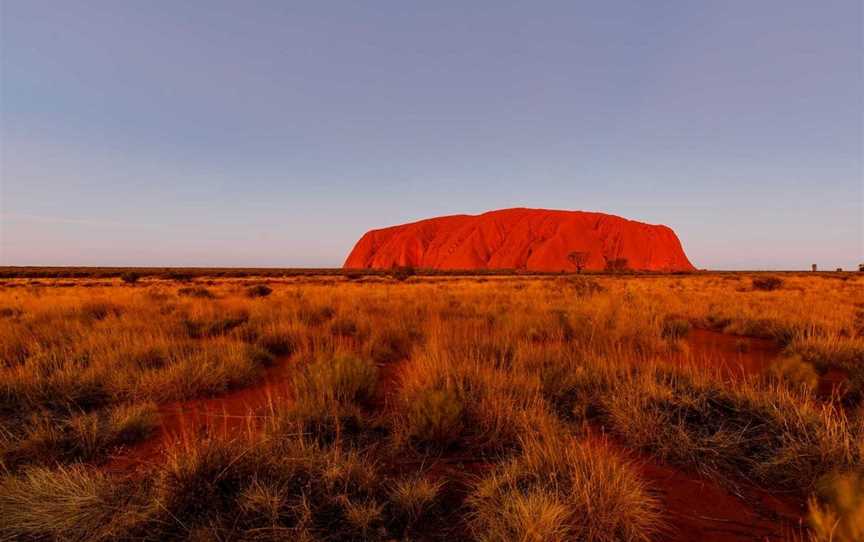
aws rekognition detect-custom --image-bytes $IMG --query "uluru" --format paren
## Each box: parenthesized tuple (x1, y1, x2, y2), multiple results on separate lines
(344, 208, 695, 272)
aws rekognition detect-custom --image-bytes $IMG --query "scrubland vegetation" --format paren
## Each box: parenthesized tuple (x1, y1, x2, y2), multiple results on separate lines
(0, 272, 862, 540)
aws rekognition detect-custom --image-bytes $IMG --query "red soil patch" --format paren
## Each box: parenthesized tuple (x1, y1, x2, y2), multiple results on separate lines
(584, 426, 806, 542)
(683, 328, 782, 377)
(636, 455, 805, 541)
(344, 207, 695, 272)
(817, 367, 849, 399)
(105, 357, 296, 472)
(105, 356, 404, 473)
(681, 328, 846, 398)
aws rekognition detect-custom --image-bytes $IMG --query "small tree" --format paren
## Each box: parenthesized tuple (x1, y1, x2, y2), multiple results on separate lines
(567, 251, 588, 274)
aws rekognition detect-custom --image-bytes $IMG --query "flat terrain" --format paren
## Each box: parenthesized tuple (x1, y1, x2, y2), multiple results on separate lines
(0, 272, 861, 541)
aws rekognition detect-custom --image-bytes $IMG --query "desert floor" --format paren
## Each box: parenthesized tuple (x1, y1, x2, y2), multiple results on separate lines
(0, 271, 861, 541)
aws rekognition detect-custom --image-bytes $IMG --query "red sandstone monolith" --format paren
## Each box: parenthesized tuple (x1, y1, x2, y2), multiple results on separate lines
(344, 208, 695, 272)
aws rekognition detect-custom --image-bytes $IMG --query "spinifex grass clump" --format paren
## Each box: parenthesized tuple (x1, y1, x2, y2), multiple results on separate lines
(177, 286, 214, 298)
(403, 387, 464, 445)
(280, 353, 379, 442)
(468, 434, 660, 542)
(602, 367, 859, 489)
(1, 402, 158, 469)
(245, 284, 273, 298)
(255, 329, 296, 357)
(752, 276, 784, 291)
(393, 348, 550, 452)
(369, 325, 419, 364)
(0, 464, 147, 541)
(292, 354, 378, 409)
(0, 424, 446, 541)
(808, 470, 864, 542)
(660, 316, 692, 341)
(389, 476, 444, 523)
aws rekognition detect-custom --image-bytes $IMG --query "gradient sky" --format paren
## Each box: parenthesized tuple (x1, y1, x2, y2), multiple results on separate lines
(1, 1, 861, 269)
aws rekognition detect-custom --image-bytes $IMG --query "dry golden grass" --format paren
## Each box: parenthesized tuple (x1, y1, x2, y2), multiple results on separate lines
(0, 272, 862, 540)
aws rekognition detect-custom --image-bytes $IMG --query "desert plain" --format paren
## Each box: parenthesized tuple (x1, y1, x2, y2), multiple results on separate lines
(0, 269, 861, 541)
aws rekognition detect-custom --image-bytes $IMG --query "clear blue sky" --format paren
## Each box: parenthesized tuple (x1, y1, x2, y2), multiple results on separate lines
(1, 1, 861, 269)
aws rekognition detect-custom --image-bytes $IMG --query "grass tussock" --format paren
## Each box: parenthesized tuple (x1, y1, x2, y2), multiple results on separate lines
(602, 367, 859, 488)
(246, 284, 273, 298)
(752, 276, 784, 291)
(392, 347, 552, 452)
(0, 465, 146, 541)
(177, 286, 215, 298)
(808, 470, 864, 542)
(4, 402, 158, 468)
(389, 476, 444, 522)
(292, 354, 377, 411)
(469, 435, 659, 542)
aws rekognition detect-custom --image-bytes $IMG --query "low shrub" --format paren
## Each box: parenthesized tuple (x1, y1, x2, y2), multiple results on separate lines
(752, 276, 783, 291)
(343, 270, 365, 281)
(181, 310, 249, 338)
(120, 272, 141, 285)
(370, 327, 417, 364)
(298, 304, 336, 326)
(79, 301, 122, 322)
(246, 284, 273, 298)
(256, 331, 296, 357)
(331, 317, 359, 338)
(177, 286, 215, 299)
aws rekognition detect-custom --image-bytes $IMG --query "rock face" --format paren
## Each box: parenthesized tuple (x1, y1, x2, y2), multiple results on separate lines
(344, 208, 695, 272)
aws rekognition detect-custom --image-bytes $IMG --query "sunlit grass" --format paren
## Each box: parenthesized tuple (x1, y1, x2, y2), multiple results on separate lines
(0, 272, 862, 540)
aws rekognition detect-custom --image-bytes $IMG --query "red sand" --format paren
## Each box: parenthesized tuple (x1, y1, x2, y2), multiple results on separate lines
(105, 358, 296, 472)
(344, 208, 695, 272)
(681, 328, 782, 377)
(681, 328, 847, 397)
(634, 451, 805, 541)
